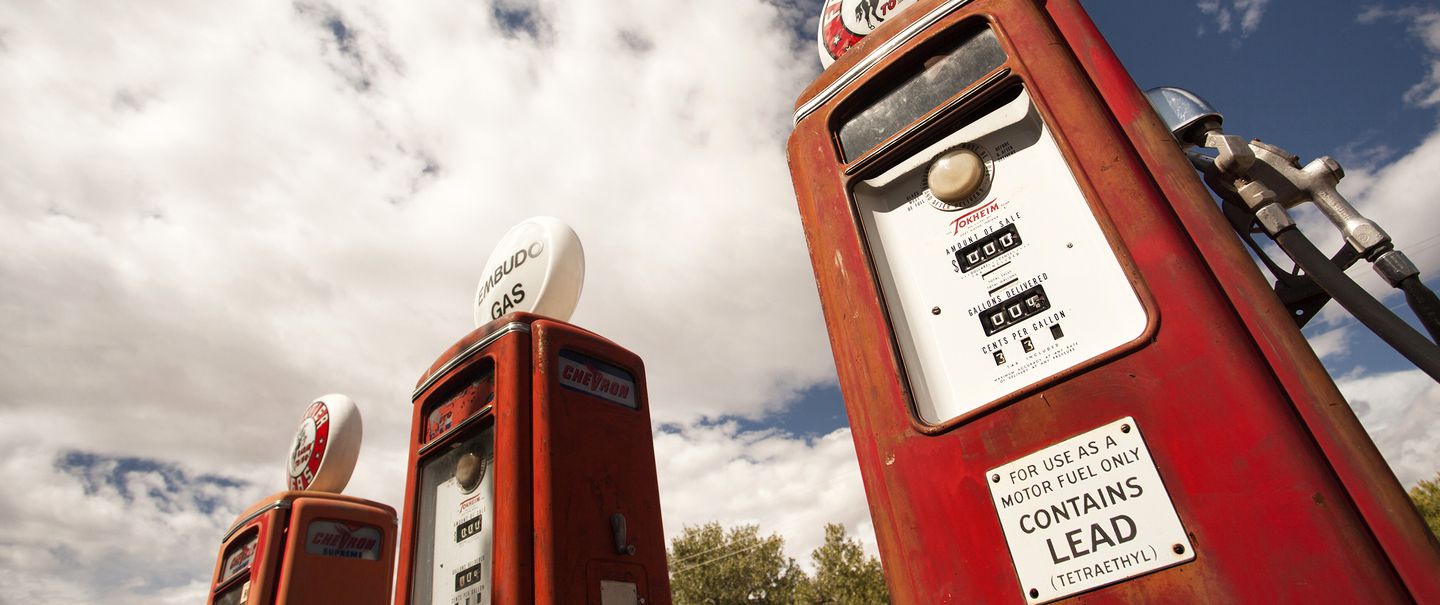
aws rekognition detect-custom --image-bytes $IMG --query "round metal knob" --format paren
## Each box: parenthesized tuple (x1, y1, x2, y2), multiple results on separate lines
(928, 147, 985, 205)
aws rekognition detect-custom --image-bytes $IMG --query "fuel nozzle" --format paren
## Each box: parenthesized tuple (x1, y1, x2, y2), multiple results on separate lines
(1147, 86, 1440, 371)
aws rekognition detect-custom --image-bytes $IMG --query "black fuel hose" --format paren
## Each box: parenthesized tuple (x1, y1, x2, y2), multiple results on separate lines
(1400, 275, 1440, 344)
(1273, 227, 1440, 381)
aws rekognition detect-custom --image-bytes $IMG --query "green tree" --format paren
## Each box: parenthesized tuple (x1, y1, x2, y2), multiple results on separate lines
(1410, 472, 1440, 539)
(796, 523, 889, 604)
(669, 522, 806, 605)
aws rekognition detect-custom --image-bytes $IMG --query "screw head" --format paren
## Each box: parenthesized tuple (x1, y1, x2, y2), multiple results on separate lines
(1173, 543, 1186, 555)
(991, 474, 1000, 483)
(932, 306, 942, 315)
(1029, 588, 1039, 598)
(1121, 424, 1131, 434)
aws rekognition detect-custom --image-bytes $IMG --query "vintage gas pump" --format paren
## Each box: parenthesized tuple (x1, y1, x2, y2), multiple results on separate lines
(208, 395, 397, 605)
(393, 217, 671, 605)
(788, 0, 1440, 603)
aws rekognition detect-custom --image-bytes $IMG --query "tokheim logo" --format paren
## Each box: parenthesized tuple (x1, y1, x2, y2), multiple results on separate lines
(287, 401, 331, 490)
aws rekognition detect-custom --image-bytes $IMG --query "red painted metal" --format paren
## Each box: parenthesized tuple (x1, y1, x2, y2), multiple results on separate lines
(786, 0, 1440, 602)
(209, 491, 396, 605)
(394, 312, 671, 605)
(395, 315, 534, 605)
(531, 318, 671, 604)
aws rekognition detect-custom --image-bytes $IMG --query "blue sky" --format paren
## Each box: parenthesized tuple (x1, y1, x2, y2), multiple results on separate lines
(1, 1, 1437, 603)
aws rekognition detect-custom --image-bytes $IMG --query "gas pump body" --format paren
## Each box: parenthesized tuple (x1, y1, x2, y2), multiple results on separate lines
(787, 0, 1440, 602)
(395, 312, 671, 605)
(208, 491, 396, 605)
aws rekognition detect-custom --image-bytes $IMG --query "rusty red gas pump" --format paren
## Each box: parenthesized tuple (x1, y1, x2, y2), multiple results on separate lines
(208, 395, 397, 605)
(787, 0, 1440, 602)
(393, 217, 671, 605)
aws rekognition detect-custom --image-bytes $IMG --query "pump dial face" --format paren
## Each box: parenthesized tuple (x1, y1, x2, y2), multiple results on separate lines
(411, 425, 496, 605)
(853, 87, 1147, 424)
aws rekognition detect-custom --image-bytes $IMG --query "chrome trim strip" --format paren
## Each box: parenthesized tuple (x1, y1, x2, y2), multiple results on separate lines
(794, 0, 977, 126)
(417, 404, 494, 458)
(412, 322, 529, 401)
(222, 499, 292, 544)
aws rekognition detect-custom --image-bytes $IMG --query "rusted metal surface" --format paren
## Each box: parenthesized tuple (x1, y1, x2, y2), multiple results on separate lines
(395, 313, 670, 604)
(787, 0, 1437, 602)
(1043, 1, 1440, 597)
(210, 491, 397, 605)
(531, 319, 671, 605)
(396, 316, 534, 604)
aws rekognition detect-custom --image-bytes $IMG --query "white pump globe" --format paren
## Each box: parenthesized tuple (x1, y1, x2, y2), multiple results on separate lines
(285, 393, 363, 493)
(473, 216, 585, 326)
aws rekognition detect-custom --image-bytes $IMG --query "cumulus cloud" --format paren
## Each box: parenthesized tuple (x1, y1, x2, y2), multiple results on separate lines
(1304, 325, 1352, 362)
(0, 440, 267, 602)
(0, 0, 833, 601)
(1359, 6, 1440, 107)
(1196, 0, 1270, 37)
(654, 425, 877, 572)
(1, 0, 1434, 602)
(1335, 368, 1440, 488)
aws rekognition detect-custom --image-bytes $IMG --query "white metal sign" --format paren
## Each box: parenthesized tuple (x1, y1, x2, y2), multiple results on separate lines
(853, 87, 1147, 424)
(305, 520, 383, 560)
(986, 417, 1193, 604)
(557, 350, 638, 408)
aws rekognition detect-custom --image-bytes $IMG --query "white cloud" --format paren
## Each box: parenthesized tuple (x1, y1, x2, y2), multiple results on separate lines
(1359, 6, 1440, 107)
(1304, 325, 1352, 362)
(0, 439, 268, 602)
(1335, 368, 1440, 488)
(1, 0, 1434, 601)
(0, 0, 839, 601)
(1196, 0, 1270, 37)
(654, 425, 877, 572)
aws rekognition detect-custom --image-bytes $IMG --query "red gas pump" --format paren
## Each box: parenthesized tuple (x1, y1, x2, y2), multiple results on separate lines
(208, 395, 397, 605)
(393, 218, 671, 605)
(787, 0, 1440, 602)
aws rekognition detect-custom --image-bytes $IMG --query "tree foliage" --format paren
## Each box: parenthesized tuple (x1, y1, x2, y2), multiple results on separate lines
(669, 522, 806, 605)
(796, 523, 889, 605)
(668, 522, 888, 605)
(1410, 472, 1440, 539)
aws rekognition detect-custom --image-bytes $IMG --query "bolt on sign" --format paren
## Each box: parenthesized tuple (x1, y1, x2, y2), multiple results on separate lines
(986, 417, 1193, 603)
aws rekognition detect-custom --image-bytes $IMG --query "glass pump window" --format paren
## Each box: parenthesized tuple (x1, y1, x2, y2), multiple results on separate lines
(214, 528, 258, 605)
(411, 422, 496, 605)
(839, 25, 1007, 160)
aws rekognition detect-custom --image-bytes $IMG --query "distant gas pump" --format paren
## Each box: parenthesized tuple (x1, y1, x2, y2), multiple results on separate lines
(208, 395, 397, 605)
(393, 217, 670, 605)
(787, 0, 1440, 603)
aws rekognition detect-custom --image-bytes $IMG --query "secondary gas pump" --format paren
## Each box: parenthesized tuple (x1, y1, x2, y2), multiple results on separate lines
(209, 395, 397, 605)
(789, 0, 1440, 603)
(393, 217, 671, 605)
